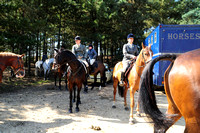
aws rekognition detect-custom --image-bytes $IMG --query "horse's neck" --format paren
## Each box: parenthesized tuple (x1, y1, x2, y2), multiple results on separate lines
(67, 60, 81, 71)
(0, 56, 15, 70)
(3, 56, 15, 66)
(134, 54, 145, 74)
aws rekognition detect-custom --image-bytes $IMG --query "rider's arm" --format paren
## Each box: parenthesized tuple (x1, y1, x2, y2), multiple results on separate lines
(93, 49, 97, 59)
(123, 44, 136, 59)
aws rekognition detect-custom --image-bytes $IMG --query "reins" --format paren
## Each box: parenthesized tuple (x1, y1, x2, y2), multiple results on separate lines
(133, 50, 151, 77)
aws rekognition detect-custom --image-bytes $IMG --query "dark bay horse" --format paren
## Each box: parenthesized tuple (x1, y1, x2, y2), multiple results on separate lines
(53, 63, 68, 90)
(88, 61, 106, 90)
(54, 49, 88, 113)
(0, 52, 25, 83)
(139, 48, 200, 133)
(112, 43, 153, 124)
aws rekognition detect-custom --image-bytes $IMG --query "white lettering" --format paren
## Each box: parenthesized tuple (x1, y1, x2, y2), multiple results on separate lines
(168, 33, 173, 39)
(190, 33, 194, 39)
(196, 33, 200, 39)
(179, 33, 184, 39)
(185, 33, 189, 39)
(173, 33, 178, 39)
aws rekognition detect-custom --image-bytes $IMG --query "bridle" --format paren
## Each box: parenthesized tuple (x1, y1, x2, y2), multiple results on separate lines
(134, 49, 152, 77)
(13, 57, 24, 75)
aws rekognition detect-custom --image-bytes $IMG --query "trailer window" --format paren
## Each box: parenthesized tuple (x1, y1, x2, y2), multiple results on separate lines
(154, 32, 157, 43)
(151, 35, 153, 45)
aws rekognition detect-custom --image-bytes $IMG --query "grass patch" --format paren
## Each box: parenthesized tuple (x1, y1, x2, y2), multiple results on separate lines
(0, 77, 54, 93)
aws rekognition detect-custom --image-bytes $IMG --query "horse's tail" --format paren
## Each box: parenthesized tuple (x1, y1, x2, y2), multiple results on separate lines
(138, 54, 178, 130)
(117, 84, 124, 97)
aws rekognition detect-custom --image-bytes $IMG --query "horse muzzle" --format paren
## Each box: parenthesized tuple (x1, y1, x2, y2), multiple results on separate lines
(15, 70, 25, 78)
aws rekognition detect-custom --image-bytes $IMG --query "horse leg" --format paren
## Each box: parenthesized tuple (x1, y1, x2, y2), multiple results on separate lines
(58, 72, 62, 90)
(112, 78, 118, 108)
(129, 88, 136, 124)
(91, 75, 96, 90)
(65, 75, 68, 91)
(54, 72, 57, 87)
(73, 86, 76, 103)
(83, 80, 88, 93)
(69, 86, 73, 113)
(100, 71, 106, 87)
(184, 118, 200, 133)
(44, 70, 47, 80)
(75, 85, 82, 112)
(124, 83, 129, 111)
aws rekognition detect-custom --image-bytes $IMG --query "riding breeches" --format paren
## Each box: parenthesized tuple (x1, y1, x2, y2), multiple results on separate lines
(78, 59, 89, 67)
(89, 59, 96, 65)
(122, 60, 131, 72)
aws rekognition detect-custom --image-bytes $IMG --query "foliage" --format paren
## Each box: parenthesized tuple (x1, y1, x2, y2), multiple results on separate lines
(0, 0, 199, 72)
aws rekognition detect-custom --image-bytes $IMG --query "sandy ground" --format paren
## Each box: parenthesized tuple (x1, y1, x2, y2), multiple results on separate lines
(0, 81, 185, 133)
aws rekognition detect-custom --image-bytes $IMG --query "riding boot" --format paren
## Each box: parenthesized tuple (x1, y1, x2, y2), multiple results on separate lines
(119, 72, 125, 87)
(90, 65, 94, 73)
(86, 67, 90, 79)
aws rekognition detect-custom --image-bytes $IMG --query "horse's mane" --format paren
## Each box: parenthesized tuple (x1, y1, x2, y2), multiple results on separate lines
(61, 50, 77, 59)
(0, 52, 21, 57)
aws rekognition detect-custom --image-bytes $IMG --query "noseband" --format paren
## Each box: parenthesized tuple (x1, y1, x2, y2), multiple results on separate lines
(13, 57, 24, 75)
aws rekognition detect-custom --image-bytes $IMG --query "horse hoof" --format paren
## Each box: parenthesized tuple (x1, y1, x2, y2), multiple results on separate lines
(129, 118, 135, 125)
(112, 105, 116, 108)
(78, 101, 81, 104)
(136, 113, 141, 117)
(124, 107, 129, 111)
(75, 107, 79, 112)
(69, 109, 73, 113)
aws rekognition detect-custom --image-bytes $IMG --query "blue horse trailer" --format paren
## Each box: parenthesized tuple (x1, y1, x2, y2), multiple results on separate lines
(144, 24, 200, 86)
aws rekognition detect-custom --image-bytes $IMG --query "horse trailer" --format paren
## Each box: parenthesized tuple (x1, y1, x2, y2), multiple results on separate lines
(144, 24, 200, 86)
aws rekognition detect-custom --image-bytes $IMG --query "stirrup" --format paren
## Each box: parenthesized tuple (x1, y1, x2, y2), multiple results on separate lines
(119, 81, 124, 87)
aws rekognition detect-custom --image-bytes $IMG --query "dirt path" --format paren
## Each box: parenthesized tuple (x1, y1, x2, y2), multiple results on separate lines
(0, 82, 185, 133)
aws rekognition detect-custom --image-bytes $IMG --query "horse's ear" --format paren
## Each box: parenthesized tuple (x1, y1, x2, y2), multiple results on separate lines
(21, 54, 25, 57)
(142, 42, 145, 49)
(54, 49, 59, 53)
(148, 43, 151, 49)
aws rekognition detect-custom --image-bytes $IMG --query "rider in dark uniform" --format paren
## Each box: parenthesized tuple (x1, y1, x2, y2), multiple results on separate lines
(119, 33, 139, 86)
(87, 44, 97, 73)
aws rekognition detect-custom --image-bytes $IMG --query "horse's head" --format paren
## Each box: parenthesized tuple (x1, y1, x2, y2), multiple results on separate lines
(54, 49, 63, 66)
(139, 43, 153, 65)
(54, 49, 76, 68)
(12, 54, 25, 78)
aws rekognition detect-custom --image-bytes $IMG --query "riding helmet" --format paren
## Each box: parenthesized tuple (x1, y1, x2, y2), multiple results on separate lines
(127, 33, 134, 39)
(75, 36, 81, 40)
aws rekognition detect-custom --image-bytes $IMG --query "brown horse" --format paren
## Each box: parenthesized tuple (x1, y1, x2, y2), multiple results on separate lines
(53, 63, 68, 90)
(54, 49, 88, 113)
(0, 52, 25, 83)
(88, 60, 106, 90)
(139, 48, 200, 133)
(112, 43, 153, 124)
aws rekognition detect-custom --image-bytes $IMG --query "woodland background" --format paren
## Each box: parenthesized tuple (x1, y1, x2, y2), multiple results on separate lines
(0, 0, 200, 75)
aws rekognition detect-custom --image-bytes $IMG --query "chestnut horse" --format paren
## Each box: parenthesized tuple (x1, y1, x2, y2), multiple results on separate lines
(139, 48, 200, 133)
(0, 52, 25, 83)
(54, 49, 88, 113)
(88, 60, 106, 90)
(112, 43, 153, 124)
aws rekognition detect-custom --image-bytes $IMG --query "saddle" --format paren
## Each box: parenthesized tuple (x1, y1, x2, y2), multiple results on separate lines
(124, 61, 135, 78)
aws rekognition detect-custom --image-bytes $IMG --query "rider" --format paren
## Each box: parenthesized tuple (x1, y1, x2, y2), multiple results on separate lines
(72, 36, 89, 92)
(87, 44, 97, 73)
(72, 36, 88, 67)
(41, 54, 48, 68)
(119, 33, 139, 87)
